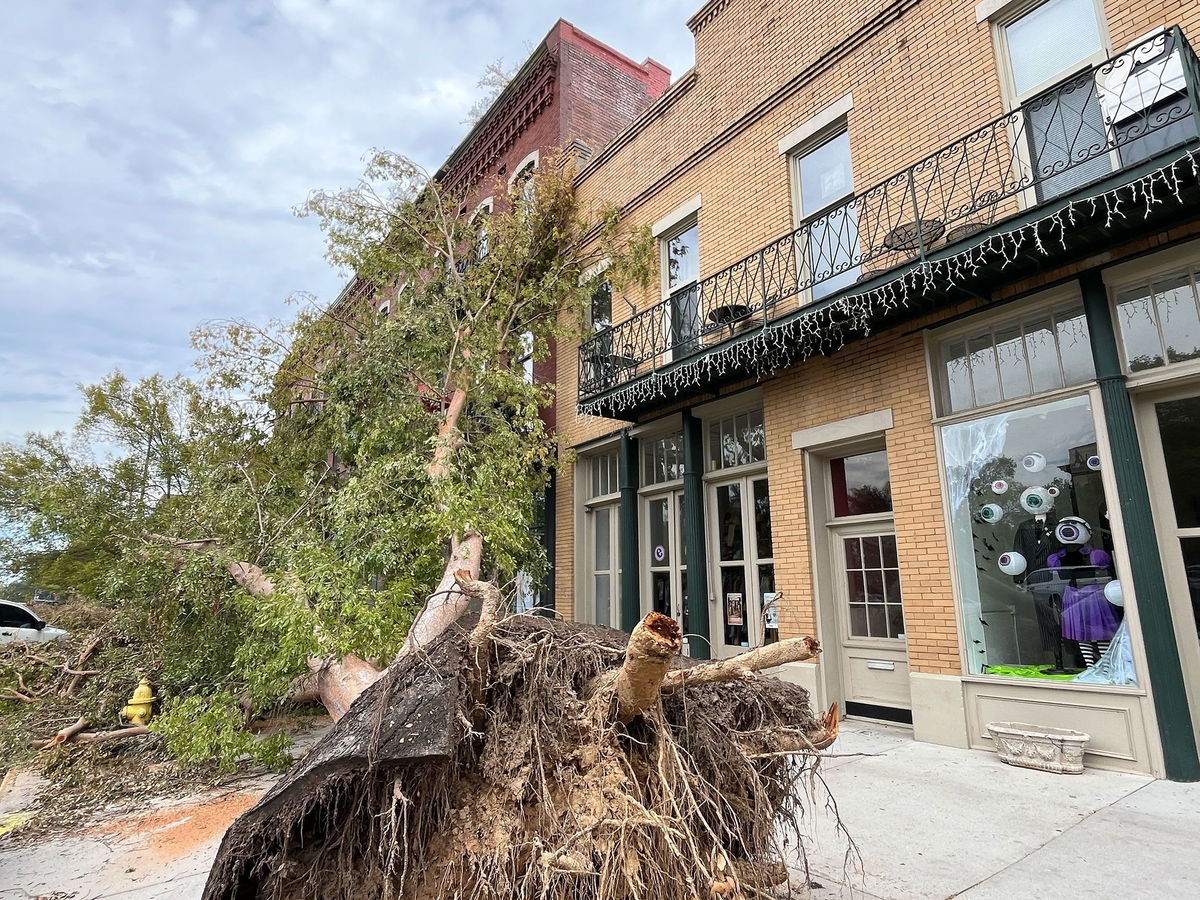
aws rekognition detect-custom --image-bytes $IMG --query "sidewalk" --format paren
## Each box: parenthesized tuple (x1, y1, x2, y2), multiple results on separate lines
(797, 720, 1199, 899)
(2, 721, 1197, 898)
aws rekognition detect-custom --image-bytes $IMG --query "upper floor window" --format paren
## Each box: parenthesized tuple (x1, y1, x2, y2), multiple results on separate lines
(518, 330, 535, 383)
(1114, 265, 1200, 372)
(590, 281, 612, 332)
(663, 220, 699, 292)
(642, 431, 684, 486)
(995, 0, 1109, 200)
(708, 409, 766, 471)
(791, 128, 858, 299)
(1002, 0, 1105, 97)
(510, 151, 539, 204)
(471, 198, 494, 261)
(937, 301, 1095, 415)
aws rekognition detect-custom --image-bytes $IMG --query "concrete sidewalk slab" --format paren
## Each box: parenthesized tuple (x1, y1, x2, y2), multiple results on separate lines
(0, 788, 262, 900)
(796, 721, 1157, 899)
(957, 779, 1200, 899)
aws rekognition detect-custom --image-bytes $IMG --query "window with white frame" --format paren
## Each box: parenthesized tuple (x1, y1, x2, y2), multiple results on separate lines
(662, 219, 700, 355)
(517, 330, 535, 383)
(642, 431, 684, 486)
(790, 128, 859, 299)
(589, 280, 612, 332)
(510, 151, 539, 204)
(1113, 264, 1200, 372)
(584, 449, 620, 628)
(938, 302, 1095, 415)
(994, 0, 1110, 201)
(708, 409, 766, 471)
(932, 287, 1132, 684)
(472, 198, 494, 261)
(590, 448, 619, 498)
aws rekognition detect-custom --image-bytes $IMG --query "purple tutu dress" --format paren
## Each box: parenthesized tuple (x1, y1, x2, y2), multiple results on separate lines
(1049, 549, 1121, 642)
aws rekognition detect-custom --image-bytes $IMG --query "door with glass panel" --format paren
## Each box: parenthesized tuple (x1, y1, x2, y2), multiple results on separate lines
(588, 502, 619, 628)
(709, 476, 777, 659)
(1140, 385, 1200, 745)
(643, 490, 688, 640)
(823, 449, 911, 717)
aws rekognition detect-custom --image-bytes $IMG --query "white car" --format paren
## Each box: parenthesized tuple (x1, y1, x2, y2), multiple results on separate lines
(0, 600, 70, 644)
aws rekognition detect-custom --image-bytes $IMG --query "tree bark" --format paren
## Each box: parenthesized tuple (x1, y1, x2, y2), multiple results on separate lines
(662, 636, 821, 692)
(394, 530, 484, 659)
(591, 612, 683, 723)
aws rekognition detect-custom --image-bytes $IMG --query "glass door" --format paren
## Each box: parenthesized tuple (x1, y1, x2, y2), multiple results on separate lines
(589, 502, 618, 628)
(644, 490, 687, 636)
(1142, 387, 1200, 742)
(710, 475, 776, 657)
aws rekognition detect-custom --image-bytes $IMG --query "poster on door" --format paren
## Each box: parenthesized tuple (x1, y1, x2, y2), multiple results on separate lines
(725, 592, 744, 626)
(762, 591, 779, 629)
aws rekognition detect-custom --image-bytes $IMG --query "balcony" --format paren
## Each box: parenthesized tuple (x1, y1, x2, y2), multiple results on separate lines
(579, 27, 1200, 415)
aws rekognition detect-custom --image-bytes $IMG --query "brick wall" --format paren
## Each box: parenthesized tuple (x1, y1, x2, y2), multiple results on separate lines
(555, 0, 1200, 637)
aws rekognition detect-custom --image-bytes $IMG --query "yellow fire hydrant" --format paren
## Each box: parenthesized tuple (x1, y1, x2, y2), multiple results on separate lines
(120, 678, 157, 726)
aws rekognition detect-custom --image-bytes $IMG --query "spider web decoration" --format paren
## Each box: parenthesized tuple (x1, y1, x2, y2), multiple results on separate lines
(578, 148, 1200, 420)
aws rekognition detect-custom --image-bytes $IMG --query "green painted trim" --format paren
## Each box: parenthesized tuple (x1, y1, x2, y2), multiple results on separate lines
(682, 411, 712, 659)
(1081, 269, 1200, 782)
(618, 432, 641, 632)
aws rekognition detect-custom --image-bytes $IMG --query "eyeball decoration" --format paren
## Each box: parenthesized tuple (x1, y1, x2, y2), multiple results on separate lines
(1021, 452, 1047, 473)
(979, 503, 1004, 524)
(1104, 579, 1125, 607)
(990, 479, 1009, 495)
(1087, 455, 1102, 471)
(997, 551, 1028, 576)
(1055, 516, 1092, 546)
(1047, 486, 1060, 498)
(1020, 486, 1054, 514)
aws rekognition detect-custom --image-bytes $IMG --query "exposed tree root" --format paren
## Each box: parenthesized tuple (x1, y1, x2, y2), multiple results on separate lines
(203, 612, 838, 900)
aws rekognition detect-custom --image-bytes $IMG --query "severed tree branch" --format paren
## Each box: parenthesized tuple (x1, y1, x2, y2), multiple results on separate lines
(661, 636, 821, 692)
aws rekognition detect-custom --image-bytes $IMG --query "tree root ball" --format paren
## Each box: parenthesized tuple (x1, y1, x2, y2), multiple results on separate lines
(203, 614, 834, 900)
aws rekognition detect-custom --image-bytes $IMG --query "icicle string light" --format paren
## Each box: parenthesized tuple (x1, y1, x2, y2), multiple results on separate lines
(579, 149, 1200, 419)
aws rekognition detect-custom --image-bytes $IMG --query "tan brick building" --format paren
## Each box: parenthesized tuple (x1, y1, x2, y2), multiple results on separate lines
(556, 0, 1200, 779)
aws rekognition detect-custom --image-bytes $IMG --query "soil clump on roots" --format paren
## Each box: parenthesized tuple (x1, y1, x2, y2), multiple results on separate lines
(203, 613, 836, 900)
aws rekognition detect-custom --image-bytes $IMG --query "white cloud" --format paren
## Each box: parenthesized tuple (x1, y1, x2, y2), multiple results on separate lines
(0, 0, 698, 443)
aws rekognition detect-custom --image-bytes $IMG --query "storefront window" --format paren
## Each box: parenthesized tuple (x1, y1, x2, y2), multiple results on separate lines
(941, 394, 1136, 684)
(1114, 267, 1200, 372)
(642, 431, 684, 485)
(708, 409, 765, 470)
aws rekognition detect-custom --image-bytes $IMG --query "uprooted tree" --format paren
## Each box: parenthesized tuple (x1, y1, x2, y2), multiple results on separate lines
(2, 151, 841, 896)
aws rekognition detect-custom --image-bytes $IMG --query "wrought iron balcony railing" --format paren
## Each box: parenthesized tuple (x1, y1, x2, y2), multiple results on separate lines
(579, 26, 1200, 403)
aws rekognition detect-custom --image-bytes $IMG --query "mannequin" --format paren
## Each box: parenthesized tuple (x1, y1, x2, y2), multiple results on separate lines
(1048, 516, 1121, 666)
(1012, 511, 1068, 670)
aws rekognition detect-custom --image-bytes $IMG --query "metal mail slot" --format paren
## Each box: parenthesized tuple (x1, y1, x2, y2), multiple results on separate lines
(866, 660, 896, 671)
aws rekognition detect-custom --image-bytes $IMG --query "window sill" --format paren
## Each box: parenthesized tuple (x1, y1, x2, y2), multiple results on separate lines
(960, 672, 1146, 694)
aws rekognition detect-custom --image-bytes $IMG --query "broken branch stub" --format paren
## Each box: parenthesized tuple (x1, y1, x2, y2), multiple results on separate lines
(596, 612, 683, 723)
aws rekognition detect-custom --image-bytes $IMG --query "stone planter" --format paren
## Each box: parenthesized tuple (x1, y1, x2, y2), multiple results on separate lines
(986, 722, 1090, 774)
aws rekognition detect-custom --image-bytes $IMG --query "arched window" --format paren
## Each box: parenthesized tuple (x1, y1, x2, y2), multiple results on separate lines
(471, 197, 495, 260)
(508, 150, 540, 204)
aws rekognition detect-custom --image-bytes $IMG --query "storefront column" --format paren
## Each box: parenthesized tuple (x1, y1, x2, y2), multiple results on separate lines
(1081, 269, 1200, 781)
(682, 410, 711, 660)
(618, 431, 641, 632)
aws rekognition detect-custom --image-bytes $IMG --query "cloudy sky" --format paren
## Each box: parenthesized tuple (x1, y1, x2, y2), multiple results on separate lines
(0, 0, 698, 443)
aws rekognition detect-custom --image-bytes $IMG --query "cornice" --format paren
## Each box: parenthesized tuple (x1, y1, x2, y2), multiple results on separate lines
(686, 0, 730, 36)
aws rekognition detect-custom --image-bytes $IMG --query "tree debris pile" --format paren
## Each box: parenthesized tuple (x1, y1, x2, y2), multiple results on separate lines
(204, 612, 835, 900)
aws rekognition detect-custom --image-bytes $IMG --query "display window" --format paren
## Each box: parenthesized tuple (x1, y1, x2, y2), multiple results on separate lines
(941, 393, 1137, 685)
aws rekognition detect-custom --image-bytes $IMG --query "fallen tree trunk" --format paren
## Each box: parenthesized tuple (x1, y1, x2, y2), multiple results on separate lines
(203, 609, 837, 900)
